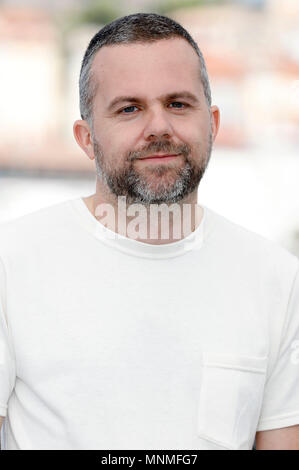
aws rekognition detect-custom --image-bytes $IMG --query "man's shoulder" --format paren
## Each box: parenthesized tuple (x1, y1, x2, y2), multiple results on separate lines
(0, 198, 77, 258)
(204, 205, 299, 276)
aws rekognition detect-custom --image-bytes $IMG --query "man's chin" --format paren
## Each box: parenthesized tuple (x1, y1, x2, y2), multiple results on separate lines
(138, 174, 182, 191)
(126, 182, 190, 205)
(100, 159, 202, 204)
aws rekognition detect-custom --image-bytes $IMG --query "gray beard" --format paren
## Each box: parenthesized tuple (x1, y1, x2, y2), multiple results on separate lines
(93, 134, 212, 205)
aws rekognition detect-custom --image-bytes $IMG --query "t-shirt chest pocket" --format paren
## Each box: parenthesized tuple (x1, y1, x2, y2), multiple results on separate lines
(197, 352, 268, 450)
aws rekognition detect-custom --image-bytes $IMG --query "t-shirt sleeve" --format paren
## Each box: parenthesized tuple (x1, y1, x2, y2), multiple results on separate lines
(0, 256, 16, 417)
(257, 260, 299, 431)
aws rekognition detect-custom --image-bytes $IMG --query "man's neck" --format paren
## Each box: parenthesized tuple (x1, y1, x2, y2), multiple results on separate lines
(83, 185, 202, 245)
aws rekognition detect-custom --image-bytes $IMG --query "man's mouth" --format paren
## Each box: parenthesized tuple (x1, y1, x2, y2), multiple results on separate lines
(138, 154, 181, 162)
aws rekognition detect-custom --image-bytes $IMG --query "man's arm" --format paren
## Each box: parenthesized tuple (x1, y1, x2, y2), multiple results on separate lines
(255, 425, 299, 450)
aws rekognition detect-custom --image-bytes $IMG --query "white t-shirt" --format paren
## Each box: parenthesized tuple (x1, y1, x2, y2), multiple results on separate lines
(0, 197, 298, 450)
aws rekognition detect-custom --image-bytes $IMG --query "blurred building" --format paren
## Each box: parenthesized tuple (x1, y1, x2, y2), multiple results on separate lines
(173, 0, 299, 149)
(0, 6, 94, 173)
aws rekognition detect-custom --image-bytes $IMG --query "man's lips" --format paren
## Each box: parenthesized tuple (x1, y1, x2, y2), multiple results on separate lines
(138, 154, 181, 162)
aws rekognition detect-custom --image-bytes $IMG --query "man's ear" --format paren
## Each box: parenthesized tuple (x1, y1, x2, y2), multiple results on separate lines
(210, 105, 220, 143)
(73, 119, 95, 161)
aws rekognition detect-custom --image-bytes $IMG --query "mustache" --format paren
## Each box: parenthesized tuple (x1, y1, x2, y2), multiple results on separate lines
(127, 141, 191, 161)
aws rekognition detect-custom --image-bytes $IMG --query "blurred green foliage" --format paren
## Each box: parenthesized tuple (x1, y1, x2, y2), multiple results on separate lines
(65, 0, 123, 30)
(76, 0, 122, 25)
(156, 0, 225, 15)
(56, 0, 226, 34)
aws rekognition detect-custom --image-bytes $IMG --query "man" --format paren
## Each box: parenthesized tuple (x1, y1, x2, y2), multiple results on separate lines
(0, 13, 298, 450)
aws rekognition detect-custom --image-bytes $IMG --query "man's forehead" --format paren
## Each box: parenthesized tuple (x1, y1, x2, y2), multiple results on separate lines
(91, 37, 200, 74)
(90, 38, 202, 102)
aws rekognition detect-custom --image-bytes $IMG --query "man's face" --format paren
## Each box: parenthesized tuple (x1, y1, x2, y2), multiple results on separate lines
(90, 37, 215, 204)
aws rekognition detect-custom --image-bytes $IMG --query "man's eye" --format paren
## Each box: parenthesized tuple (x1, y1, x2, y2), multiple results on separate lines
(169, 101, 187, 109)
(120, 106, 138, 114)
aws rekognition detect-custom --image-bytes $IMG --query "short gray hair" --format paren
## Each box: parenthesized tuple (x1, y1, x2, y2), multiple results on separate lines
(79, 13, 212, 128)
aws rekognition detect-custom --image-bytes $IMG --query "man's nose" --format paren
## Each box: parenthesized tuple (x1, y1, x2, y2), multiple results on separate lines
(143, 106, 174, 140)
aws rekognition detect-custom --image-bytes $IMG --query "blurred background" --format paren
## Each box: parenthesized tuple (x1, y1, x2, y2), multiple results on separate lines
(0, 0, 298, 255)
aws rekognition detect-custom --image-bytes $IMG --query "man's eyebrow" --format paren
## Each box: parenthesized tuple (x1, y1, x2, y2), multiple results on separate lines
(107, 91, 200, 111)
